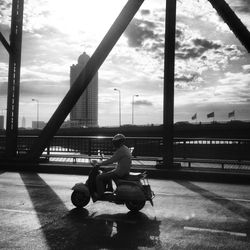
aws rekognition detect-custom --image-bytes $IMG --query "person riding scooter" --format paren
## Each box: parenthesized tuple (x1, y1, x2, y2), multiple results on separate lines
(94, 134, 132, 200)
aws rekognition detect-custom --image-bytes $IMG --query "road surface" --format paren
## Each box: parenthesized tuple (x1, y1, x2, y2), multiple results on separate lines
(0, 171, 249, 249)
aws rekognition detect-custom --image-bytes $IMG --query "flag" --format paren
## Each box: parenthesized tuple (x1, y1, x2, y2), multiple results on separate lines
(228, 110, 235, 118)
(191, 113, 197, 120)
(207, 112, 214, 118)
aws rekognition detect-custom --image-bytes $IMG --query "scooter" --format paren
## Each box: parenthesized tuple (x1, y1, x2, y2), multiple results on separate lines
(71, 162, 155, 212)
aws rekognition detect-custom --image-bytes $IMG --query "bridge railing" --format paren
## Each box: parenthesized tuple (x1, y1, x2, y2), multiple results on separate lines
(1, 135, 250, 162)
(174, 138, 250, 161)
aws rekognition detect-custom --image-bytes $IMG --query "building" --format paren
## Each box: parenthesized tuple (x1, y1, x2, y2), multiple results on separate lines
(21, 116, 26, 128)
(0, 115, 4, 129)
(32, 121, 46, 129)
(70, 52, 98, 127)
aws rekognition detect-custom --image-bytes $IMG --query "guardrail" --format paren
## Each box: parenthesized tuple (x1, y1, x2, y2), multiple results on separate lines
(1, 135, 250, 163)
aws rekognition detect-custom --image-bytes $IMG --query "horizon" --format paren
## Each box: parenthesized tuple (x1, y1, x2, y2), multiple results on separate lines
(1, 114, 250, 131)
(0, 0, 250, 128)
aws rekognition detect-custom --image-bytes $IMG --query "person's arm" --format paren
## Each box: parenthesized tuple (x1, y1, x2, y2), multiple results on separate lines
(97, 150, 120, 166)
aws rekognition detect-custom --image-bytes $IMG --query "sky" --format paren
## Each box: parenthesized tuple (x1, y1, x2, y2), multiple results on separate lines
(0, 0, 250, 127)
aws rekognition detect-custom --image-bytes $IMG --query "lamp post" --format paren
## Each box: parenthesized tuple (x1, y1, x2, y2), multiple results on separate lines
(132, 94, 139, 125)
(32, 98, 39, 129)
(114, 88, 121, 127)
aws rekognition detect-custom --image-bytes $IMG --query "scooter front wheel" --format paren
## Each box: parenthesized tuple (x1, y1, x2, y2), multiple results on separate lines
(71, 190, 90, 208)
(125, 200, 145, 212)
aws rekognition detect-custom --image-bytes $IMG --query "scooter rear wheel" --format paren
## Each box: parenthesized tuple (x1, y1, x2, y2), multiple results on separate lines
(125, 200, 145, 212)
(71, 190, 90, 208)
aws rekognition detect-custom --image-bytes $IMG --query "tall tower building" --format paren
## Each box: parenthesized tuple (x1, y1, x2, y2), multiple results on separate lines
(21, 116, 26, 128)
(0, 115, 4, 129)
(70, 52, 98, 127)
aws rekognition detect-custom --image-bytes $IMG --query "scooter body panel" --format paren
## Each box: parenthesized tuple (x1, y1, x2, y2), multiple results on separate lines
(115, 183, 146, 201)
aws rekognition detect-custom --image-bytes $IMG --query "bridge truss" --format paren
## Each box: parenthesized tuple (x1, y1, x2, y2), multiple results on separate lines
(0, 0, 250, 167)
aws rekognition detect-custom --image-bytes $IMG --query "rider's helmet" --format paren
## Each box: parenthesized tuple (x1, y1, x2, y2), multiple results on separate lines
(112, 134, 126, 148)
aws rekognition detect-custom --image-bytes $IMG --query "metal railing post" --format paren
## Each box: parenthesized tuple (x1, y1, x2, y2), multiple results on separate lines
(88, 138, 92, 156)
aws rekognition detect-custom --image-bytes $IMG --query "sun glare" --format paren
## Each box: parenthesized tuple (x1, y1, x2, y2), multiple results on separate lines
(47, 0, 126, 38)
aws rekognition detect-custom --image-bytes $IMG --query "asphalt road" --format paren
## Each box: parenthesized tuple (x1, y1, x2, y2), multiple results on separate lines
(0, 171, 250, 249)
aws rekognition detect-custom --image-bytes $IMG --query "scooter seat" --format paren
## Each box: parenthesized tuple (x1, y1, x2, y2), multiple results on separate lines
(122, 172, 147, 181)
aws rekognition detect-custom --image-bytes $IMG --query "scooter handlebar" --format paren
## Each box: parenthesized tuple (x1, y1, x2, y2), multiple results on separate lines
(90, 160, 97, 166)
(90, 160, 101, 169)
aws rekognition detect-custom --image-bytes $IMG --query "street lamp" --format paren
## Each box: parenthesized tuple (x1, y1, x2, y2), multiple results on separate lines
(132, 94, 139, 125)
(32, 98, 39, 129)
(114, 88, 121, 127)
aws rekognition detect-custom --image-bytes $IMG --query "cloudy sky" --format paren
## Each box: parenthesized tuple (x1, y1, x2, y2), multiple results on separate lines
(0, 0, 250, 127)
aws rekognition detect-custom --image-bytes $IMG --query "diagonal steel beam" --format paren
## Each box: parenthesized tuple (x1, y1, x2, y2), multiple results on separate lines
(26, 0, 144, 160)
(207, 0, 250, 52)
(0, 32, 11, 54)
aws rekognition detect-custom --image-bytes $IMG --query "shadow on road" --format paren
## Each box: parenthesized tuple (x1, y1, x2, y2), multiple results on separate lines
(19, 172, 161, 249)
(66, 208, 162, 249)
(19, 172, 69, 248)
(175, 180, 250, 236)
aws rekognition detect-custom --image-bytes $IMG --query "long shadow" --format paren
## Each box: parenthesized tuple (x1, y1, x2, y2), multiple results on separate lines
(20, 172, 68, 221)
(19, 172, 69, 248)
(19, 172, 161, 249)
(175, 180, 250, 234)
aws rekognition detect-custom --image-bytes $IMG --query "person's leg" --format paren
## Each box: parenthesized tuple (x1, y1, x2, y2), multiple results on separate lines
(96, 170, 117, 197)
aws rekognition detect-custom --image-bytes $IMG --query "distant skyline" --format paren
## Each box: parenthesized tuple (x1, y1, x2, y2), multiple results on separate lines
(0, 0, 250, 127)
(70, 52, 98, 127)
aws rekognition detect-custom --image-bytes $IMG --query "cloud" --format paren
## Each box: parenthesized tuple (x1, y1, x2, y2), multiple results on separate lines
(193, 38, 221, 50)
(225, 0, 250, 30)
(134, 100, 153, 106)
(124, 18, 156, 47)
(0, 79, 69, 97)
(229, 0, 250, 13)
(22, 80, 68, 97)
(176, 34, 222, 60)
(242, 64, 250, 72)
(140, 9, 150, 16)
(175, 73, 202, 90)
(122, 7, 244, 85)
(175, 23, 243, 73)
(1, 0, 250, 125)
(0, 81, 7, 96)
(175, 73, 198, 83)
(0, 1, 11, 22)
(0, 62, 8, 79)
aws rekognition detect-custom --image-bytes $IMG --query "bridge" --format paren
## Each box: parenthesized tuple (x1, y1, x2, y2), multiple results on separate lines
(0, 1, 250, 249)
(0, 0, 249, 197)
(1, 134, 250, 183)
(1, 0, 250, 167)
